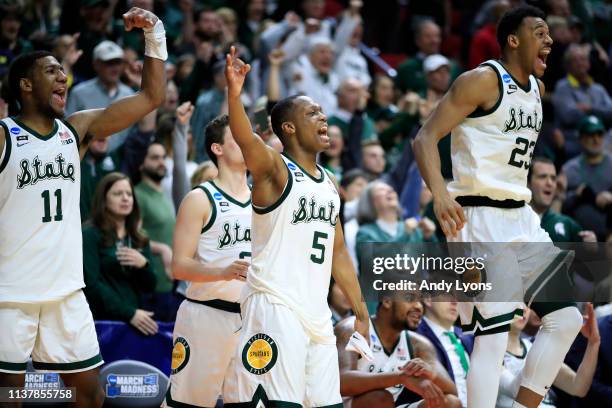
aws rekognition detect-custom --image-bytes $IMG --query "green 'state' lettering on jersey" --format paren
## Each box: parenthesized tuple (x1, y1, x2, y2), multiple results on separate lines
(17, 154, 76, 189)
(218, 221, 251, 250)
(503, 107, 542, 134)
(291, 196, 338, 227)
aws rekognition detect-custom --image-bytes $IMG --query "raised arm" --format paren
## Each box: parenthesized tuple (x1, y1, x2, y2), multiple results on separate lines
(553, 303, 600, 397)
(332, 220, 369, 340)
(413, 67, 498, 237)
(224, 47, 286, 192)
(68, 7, 166, 149)
(171, 188, 249, 282)
(171, 102, 194, 210)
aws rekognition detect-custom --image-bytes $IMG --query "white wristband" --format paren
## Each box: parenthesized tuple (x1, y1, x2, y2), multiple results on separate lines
(144, 19, 167, 61)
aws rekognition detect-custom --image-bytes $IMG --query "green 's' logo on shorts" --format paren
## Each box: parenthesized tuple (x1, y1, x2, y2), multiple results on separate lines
(242, 333, 278, 375)
(171, 337, 190, 374)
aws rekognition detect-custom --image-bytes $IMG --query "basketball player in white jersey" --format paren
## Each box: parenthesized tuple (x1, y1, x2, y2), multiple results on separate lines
(221, 46, 369, 406)
(414, 6, 584, 408)
(0, 8, 166, 407)
(162, 114, 251, 407)
(336, 298, 460, 408)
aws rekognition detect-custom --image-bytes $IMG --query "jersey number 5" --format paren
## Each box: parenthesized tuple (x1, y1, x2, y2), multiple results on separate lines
(41, 189, 63, 223)
(508, 136, 536, 169)
(310, 231, 328, 264)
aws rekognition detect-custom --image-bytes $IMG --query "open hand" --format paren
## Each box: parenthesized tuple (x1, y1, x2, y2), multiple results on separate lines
(225, 46, 251, 98)
(117, 247, 148, 269)
(123, 7, 159, 32)
(581, 303, 601, 345)
(130, 309, 158, 335)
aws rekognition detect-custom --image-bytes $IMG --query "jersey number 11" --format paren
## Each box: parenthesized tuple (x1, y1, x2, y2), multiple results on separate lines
(41, 189, 63, 223)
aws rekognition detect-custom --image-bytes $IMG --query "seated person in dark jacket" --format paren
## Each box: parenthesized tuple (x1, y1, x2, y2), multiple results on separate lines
(82, 172, 158, 336)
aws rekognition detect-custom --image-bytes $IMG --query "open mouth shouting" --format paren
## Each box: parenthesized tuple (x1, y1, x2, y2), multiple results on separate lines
(318, 124, 329, 144)
(536, 48, 550, 70)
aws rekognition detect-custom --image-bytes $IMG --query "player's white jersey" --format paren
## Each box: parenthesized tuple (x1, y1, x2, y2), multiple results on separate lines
(244, 154, 341, 344)
(0, 117, 82, 302)
(357, 319, 414, 401)
(448, 60, 543, 202)
(187, 181, 251, 302)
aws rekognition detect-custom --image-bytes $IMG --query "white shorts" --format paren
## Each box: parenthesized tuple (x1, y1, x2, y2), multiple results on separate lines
(0, 290, 102, 373)
(450, 205, 574, 335)
(223, 293, 342, 407)
(163, 299, 242, 407)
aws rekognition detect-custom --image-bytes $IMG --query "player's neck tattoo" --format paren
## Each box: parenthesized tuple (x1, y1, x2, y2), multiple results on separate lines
(291, 196, 337, 227)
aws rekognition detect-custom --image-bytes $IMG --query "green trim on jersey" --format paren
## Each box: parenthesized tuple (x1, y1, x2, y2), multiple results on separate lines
(468, 62, 504, 118)
(32, 353, 103, 371)
(524, 250, 573, 306)
(0, 360, 27, 372)
(210, 180, 251, 207)
(253, 162, 293, 215)
(0, 121, 12, 174)
(195, 185, 217, 233)
(461, 307, 523, 334)
(12, 116, 59, 141)
(61, 119, 81, 151)
(224, 384, 303, 408)
(315, 404, 343, 408)
(164, 384, 202, 408)
(405, 330, 414, 359)
(498, 60, 532, 93)
(371, 318, 400, 357)
(282, 152, 325, 183)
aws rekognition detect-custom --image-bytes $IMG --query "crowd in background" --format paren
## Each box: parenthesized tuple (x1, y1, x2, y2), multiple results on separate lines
(1, 0, 612, 406)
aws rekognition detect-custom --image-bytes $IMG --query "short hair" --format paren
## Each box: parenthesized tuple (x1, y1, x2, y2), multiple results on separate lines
(270, 94, 302, 145)
(414, 18, 438, 39)
(7, 51, 54, 110)
(527, 156, 555, 183)
(340, 168, 368, 190)
(496, 5, 546, 51)
(205, 114, 230, 166)
(563, 43, 586, 70)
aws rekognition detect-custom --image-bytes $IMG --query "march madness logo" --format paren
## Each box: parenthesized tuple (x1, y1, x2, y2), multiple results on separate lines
(105, 373, 159, 398)
(171, 337, 190, 375)
(242, 333, 278, 375)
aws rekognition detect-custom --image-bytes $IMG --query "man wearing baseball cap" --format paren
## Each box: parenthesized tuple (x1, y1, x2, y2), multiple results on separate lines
(562, 115, 612, 240)
(66, 40, 135, 151)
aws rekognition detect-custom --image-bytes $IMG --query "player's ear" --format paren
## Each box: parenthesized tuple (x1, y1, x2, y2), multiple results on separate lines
(211, 142, 223, 159)
(508, 33, 519, 49)
(281, 121, 295, 136)
(19, 78, 32, 94)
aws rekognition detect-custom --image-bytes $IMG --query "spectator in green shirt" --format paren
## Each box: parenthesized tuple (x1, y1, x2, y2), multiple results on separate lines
(528, 157, 596, 242)
(134, 141, 179, 321)
(82, 172, 158, 336)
